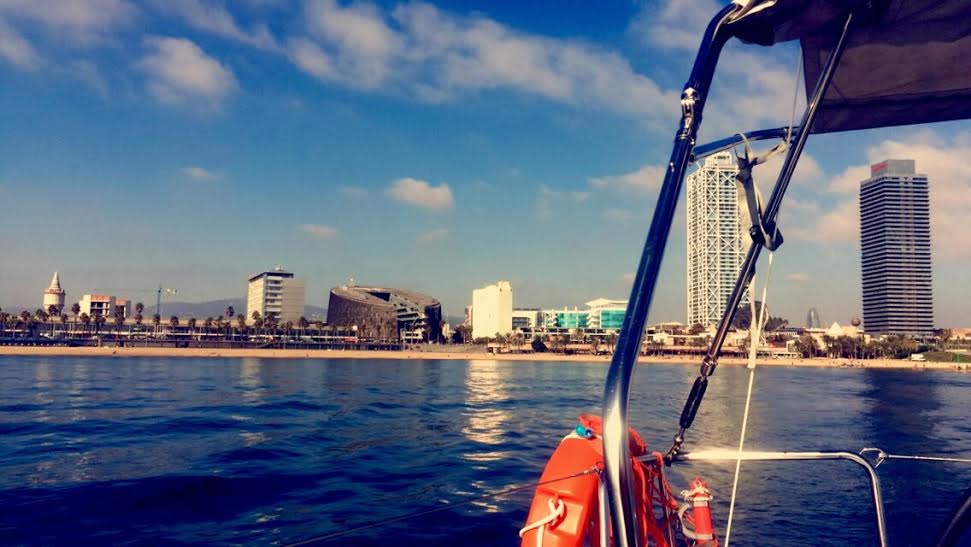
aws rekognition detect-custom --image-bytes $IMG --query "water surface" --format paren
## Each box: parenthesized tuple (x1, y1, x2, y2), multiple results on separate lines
(0, 356, 968, 545)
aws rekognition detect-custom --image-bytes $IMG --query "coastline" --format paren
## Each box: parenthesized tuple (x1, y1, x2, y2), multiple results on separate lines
(0, 346, 966, 371)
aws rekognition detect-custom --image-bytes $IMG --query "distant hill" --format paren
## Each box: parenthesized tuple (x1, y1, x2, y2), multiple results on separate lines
(145, 298, 326, 321)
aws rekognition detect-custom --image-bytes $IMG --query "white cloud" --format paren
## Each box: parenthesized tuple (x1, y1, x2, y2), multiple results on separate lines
(0, 17, 39, 69)
(287, 37, 332, 79)
(589, 163, 666, 193)
(151, 0, 280, 51)
(416, 228, 448, 244)
(339, 185, 368, 198)
(139, 36, 237, 108)
(789, 131, 971, 257)
(286, 1, 675, 120)
(0, 0, 136, 45)
(386, 177, 454, 211)
(181, 165, 220, 181)
(536, 184, 589, 219)
(298, 223, 338, 238)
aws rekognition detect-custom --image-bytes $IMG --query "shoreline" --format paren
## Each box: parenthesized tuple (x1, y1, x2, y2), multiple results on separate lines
(0, 346, 966, 371)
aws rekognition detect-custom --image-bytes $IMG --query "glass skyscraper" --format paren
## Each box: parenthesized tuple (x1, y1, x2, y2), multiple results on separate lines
(860, 159, 933, 335)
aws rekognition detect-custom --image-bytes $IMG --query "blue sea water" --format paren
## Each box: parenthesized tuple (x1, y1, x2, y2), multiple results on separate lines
(0, 356, 968, 546)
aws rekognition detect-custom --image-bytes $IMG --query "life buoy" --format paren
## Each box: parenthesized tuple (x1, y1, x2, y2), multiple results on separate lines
(521, 414, 672, 547)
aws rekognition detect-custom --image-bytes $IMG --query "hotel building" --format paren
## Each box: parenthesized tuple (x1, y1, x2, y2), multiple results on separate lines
(246, 266, 306, 323)
(471, 281, 512, 340)
(860, 159, 933, 335)
(686, 152, 749, 328)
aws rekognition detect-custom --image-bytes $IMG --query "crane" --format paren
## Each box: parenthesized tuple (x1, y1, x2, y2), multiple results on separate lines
(91, 284, 179, 316)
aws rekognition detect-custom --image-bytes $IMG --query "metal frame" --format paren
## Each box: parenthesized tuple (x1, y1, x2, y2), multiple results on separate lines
(668, 449, 889, 547)
(601, 6, 859, 546)
(601, 6, 739, 544)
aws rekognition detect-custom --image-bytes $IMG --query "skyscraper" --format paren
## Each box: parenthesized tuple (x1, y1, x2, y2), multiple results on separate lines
(860, 159, 933, 335)
(687, 152, 748, 328)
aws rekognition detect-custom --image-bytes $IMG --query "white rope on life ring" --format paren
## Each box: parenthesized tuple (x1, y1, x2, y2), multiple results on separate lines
(519, 497, 566, 547)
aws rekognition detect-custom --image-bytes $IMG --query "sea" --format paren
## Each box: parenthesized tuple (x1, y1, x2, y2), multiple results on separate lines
(0, 356, 969, 546)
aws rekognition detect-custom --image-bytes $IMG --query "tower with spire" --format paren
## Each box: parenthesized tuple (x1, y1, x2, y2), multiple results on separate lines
(43, 271, 66, 313)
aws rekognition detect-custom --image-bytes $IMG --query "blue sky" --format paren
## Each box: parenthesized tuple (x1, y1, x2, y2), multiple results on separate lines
(1, 0, 969, 326)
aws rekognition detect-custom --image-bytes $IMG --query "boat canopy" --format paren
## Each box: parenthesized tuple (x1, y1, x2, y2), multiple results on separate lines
(727, 0, 971, 133)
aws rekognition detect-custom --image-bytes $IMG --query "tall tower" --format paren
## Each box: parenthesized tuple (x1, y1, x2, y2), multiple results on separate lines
(860, 159, 933, 335)
(43, 271, 66, 313)
(686, 152, 748, 328)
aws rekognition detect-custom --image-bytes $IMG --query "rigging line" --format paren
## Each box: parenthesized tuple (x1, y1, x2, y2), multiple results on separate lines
(724, 241, 778, 547)
(884, 454, 971, 464)
(282, 465, 601, 547)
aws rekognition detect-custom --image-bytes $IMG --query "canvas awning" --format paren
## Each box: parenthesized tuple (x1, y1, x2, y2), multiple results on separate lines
(726, 0, 971, 133)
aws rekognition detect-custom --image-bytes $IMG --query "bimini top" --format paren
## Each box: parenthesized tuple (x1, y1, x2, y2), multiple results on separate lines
(726, 0, 971, 133)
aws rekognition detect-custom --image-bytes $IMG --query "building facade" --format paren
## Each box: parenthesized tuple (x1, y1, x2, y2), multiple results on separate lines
(860, 160, 933, 335)
(327, 286, 443, 342)
(78, 294, 116, 317)
(512, 309, 543, 330)
(246, 266, 306, 323)
(471, 281, 512, 340)
(43, 271, 66, 313)
(686, 152, 749, 328)
(585, 298, 627, 330)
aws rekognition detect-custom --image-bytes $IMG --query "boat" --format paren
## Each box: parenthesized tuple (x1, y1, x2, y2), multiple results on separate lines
(520, 1, 971, 545)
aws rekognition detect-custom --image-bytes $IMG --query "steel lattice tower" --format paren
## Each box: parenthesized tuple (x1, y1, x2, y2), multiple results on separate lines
(687, 152, 749, 328)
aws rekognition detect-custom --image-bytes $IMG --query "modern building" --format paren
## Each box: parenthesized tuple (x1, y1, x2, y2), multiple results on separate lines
(585, 298, 627, 330)
(806, 307, 821, 329)
(246, 266, 306, 323)
(860, 159, 934, 335)
(327, 286, 443, 342)
(512, 309, 543, 330)
(544, 308, 589, 329)
(686, 152, 749, 328)
(471, 281, 512, 340)
(42, 271, 66, 313)
(115, 299, 131, 319)
(78, 294, 116, 318)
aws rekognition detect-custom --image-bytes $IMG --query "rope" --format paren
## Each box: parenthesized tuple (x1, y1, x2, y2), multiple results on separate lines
(519, 497, 565, 547)
(723, 51, 801, 547)
(283, 465, 600, 546)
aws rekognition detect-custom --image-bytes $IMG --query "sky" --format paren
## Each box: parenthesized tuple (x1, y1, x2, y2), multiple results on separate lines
(0, 0, 969, 327)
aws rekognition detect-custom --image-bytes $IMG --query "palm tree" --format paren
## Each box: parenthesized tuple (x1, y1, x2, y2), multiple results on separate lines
(59, 313, 68, 337)
(113, 311, 125, 331)
(47, 304, 59, 318)
(93, 314, 106, 335)
(169, 316, 180, 327)
(135, 302, 144, 316)
(80, 313, 91, 334)
(135, 313, 143, 326)
(0, 311, 8, 338)
(225, 305, 235, 319)
(187, 317, 197, 339)
(71, 303, 81, 330)
(152, 313, 161, 336)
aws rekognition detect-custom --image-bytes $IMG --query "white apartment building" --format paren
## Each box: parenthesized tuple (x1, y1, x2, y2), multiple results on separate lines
(472, 281, 512, 340)
(78, 294, 116, 318)
(686, 152, 749, 328)
(247, 266, 306, 323)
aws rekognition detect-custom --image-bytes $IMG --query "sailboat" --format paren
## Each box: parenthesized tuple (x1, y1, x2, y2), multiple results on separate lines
(520, 1, 971, 545)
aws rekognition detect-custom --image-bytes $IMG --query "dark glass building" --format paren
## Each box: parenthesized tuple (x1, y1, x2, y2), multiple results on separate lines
(860, 160, 933, 335)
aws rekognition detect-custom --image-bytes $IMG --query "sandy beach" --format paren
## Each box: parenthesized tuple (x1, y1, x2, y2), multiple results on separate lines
(0, 345, 966, 371)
